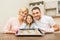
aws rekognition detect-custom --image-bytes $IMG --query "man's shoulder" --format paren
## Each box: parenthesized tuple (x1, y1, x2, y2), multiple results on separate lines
(42, 15, 52, 19)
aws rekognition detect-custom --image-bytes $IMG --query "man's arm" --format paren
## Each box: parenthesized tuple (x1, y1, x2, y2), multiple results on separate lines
(53, 24, 59, 31)
(48, 17, 59, 32)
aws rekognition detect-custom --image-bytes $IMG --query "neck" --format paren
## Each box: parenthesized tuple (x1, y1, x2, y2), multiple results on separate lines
(18, 17, 24, 25)
(28, 23, 32, 27)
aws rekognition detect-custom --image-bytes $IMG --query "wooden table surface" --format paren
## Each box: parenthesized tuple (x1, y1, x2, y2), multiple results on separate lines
(0, 33, 60, 40)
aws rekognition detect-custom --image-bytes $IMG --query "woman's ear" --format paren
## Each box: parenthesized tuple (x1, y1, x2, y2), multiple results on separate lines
(18, 11, 20, 15)
(18, 11, 21, 15)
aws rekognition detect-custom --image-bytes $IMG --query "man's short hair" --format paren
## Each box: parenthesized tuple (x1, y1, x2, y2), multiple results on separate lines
(32, 7, 40, 11)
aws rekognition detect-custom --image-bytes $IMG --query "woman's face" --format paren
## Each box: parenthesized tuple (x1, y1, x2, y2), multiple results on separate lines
(26, 16, 33, 24)
(19, 10, 28, 19)
(18, 8, 28, 20)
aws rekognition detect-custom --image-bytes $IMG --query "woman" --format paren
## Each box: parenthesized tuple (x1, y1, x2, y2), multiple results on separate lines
(4, 7, 28, 34)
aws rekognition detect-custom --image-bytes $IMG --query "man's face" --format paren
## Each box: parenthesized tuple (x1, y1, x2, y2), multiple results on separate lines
(32, 9, 41, 20)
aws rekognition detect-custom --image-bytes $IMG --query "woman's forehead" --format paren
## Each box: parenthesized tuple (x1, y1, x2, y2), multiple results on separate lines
(20, 8, 27, 11)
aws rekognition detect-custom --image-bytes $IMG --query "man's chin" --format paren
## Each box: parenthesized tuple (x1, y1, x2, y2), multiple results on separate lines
(35, 18, 40, 20)
(34, 16, 40, 19)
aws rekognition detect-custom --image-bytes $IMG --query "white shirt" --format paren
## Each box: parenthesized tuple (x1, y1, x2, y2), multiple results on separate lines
(35, 15, 56, 33)
(4, 17, 25, 33)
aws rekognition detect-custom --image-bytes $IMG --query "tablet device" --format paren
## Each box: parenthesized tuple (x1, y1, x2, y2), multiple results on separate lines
(15, 29, 44, 37)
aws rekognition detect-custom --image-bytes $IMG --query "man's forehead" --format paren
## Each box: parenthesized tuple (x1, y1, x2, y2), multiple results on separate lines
(32, 9, 39, 12)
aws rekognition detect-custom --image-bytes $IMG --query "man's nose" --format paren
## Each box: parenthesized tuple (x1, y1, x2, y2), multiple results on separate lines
(35, 14, 37, 16)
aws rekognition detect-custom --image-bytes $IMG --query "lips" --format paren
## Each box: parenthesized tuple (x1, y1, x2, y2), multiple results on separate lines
(35, 16, 39, 18)
(34, 16, 40, 20)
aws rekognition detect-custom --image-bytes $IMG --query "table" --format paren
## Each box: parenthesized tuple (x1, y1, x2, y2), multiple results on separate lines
(0, 33, 60, 40)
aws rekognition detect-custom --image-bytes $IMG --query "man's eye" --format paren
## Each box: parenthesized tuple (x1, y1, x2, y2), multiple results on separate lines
(36, 12, 39, 14)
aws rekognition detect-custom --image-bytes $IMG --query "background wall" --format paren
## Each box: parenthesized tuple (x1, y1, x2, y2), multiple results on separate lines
(0, 0, 60, 33)
(0, 0, 30, 33)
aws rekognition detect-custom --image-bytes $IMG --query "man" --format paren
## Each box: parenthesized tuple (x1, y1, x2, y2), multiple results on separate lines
(32, 7, 59, 33)
(4, 7, 28, 34)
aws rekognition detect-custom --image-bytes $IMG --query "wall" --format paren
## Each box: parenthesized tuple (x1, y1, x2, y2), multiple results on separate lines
(0, 0, 29, 33)
(44, 0, 60, 25)
(0, 0, 60, 33)
(53, 18, 60, 25)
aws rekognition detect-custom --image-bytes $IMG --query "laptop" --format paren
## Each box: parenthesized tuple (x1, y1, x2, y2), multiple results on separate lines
(15, 29, 44, 37)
